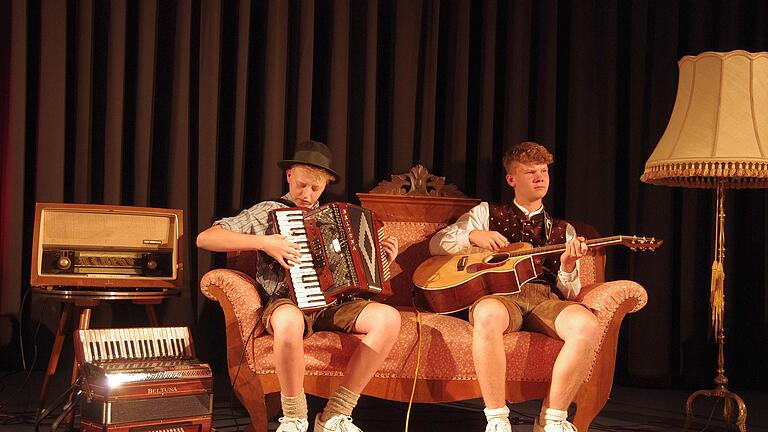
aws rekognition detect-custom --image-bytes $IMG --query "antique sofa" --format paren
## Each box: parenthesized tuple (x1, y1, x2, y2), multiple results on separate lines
(199, 166, 648, 431)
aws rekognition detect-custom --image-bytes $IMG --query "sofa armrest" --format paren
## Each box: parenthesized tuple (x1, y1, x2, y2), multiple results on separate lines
(577, 280, 648, 316)
(200, 269, 266, 366)
(577, 280, 647, 367)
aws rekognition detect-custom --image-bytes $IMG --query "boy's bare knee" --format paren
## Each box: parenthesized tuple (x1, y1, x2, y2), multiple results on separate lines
(472, 300, 508, 334)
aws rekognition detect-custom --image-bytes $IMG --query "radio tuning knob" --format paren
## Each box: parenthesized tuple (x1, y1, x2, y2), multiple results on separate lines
(57, 256, 72, 270)
(146, 259, 158, 270)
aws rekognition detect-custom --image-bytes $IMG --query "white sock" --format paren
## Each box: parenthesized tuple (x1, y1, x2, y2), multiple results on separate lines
(484, 405, 510, 422)
(541, 407, 567, 425)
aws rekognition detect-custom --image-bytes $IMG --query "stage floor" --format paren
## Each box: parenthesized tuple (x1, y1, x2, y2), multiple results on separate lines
(1, 369, 766, 431)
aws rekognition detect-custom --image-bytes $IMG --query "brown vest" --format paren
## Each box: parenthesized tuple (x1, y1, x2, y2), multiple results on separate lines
(488, 202, 569, 292)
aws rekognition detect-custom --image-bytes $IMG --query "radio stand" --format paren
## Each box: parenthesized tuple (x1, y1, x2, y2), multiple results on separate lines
(33, 287, 178, 429)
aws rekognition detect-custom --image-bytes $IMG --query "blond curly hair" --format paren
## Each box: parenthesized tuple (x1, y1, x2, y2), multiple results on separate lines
(288, 163, 336, 184)
(502, 141, 554, 174)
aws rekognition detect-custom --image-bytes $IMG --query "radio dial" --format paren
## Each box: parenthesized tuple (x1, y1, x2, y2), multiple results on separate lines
(57, 256, 72, 270)
(146, 258, 158, 271)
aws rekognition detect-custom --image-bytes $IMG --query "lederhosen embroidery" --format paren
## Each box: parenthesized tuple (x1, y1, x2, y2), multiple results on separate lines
(488, 202, 568, 293)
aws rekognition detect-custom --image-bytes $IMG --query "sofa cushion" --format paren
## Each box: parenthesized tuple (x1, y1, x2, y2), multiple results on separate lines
(244, 310, 562, 382)
(380, 221, 447, 307)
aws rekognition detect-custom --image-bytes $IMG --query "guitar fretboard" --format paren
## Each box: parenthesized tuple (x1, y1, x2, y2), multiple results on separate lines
(506, 235, 653, 258)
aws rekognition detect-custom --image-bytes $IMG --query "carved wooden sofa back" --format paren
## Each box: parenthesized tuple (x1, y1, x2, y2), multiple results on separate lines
(358, 165, 606, 307)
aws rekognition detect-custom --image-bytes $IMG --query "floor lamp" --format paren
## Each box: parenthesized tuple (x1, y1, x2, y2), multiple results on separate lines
(641, 50, 768, 432)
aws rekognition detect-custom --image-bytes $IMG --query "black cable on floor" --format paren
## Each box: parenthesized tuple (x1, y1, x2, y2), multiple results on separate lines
(33, 376, 81, 432)
(18, 287, 32, 371)
(0, 296, 49, 421)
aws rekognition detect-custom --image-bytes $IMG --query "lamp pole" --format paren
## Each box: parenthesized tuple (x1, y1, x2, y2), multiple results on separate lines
(682, 182, 747, 432)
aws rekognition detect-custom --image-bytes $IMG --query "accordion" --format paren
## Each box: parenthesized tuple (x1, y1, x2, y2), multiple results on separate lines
(74, 327, 212, 432)
(270, 202, 392, 311)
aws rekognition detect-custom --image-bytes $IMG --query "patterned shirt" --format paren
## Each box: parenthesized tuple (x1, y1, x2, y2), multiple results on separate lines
(214, 193, 318, 296)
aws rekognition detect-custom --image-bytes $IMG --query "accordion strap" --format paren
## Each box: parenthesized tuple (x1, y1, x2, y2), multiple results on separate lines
(269, 197, 296, 207)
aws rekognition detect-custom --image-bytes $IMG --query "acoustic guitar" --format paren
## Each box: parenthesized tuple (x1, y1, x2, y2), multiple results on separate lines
(412, 235, 662, 313)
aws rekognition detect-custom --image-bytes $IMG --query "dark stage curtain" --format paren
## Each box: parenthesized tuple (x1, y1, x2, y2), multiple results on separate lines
(1, 0, 767, 389)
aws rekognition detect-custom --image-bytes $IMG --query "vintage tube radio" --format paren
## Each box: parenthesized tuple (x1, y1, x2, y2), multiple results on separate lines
(30, 203, 183, 290)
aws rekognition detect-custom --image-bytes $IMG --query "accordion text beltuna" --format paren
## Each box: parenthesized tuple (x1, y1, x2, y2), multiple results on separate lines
(270, 202, 392, 310)
(74, 327, 212, 432)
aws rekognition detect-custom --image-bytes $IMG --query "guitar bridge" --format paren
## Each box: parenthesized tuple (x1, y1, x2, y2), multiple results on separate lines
(456, 255, 468, 271)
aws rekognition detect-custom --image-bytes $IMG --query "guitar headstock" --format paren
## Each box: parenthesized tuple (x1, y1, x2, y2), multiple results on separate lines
(617, 235, 663, 251)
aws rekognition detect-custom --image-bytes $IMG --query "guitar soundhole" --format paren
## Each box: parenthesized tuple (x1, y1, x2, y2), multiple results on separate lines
(483, 253, 509, 264)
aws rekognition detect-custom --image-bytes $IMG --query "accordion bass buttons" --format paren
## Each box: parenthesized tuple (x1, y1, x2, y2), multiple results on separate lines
(310, 238, 326, 267)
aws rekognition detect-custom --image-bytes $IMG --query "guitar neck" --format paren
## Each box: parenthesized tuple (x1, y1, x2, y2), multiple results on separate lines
(509, 236, 628, 258)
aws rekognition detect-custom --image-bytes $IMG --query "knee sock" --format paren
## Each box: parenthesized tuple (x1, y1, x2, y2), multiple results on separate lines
(539, 407, 568, 425)
(484, 406, 510, 424)
(320, 386, 360, 422)
(281, 391, 308, 419)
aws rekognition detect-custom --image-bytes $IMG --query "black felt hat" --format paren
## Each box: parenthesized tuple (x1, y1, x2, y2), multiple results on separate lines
(277, 140, 340, 183)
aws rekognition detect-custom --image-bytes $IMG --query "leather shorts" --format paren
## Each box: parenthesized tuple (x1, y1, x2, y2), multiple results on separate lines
(262, 297, 374, 338)
(468, 282, 585, 339)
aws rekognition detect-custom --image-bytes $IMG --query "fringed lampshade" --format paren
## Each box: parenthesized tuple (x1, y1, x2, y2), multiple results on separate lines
(641, 50, 768, 431)
(641, 50, 768, 189)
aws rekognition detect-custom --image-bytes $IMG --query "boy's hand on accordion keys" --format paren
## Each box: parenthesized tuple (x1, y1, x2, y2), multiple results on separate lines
(382, 236, 399, 264)
(259, 234, 302, 269)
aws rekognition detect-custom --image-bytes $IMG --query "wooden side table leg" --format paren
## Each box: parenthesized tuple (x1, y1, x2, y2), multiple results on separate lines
(145, 304, 160, 326)
(65, 306, 92, 429)
(37, 302, 73, 417)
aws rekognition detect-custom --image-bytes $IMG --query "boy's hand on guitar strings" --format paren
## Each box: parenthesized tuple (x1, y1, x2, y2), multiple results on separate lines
(469, 230, 509, 251)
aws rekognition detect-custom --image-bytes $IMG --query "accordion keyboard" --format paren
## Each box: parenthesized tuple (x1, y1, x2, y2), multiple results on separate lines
(76, 327, 194, 363)
(274, 209, 330, 310)
(75, 326, 212, 432)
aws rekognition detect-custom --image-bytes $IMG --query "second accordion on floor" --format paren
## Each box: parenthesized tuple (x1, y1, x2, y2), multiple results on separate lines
(270, 202, 392, 311)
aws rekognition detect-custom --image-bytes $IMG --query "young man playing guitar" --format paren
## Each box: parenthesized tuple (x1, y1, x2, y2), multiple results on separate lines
(429, 141, 599, 432)
(197, 140, 400, 432)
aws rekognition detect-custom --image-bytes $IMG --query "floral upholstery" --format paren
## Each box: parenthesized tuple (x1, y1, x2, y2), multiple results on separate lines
(199, 220, 648, 382)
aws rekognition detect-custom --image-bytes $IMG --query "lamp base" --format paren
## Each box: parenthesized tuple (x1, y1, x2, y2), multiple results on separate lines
(682, 385, 747, 432)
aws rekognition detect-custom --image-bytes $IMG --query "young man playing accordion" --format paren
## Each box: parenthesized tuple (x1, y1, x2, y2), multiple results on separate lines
(197, 140, 400, 432)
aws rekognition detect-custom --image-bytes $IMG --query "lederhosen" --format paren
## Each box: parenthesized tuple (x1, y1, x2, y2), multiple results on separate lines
(466, 202, 579, 337)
